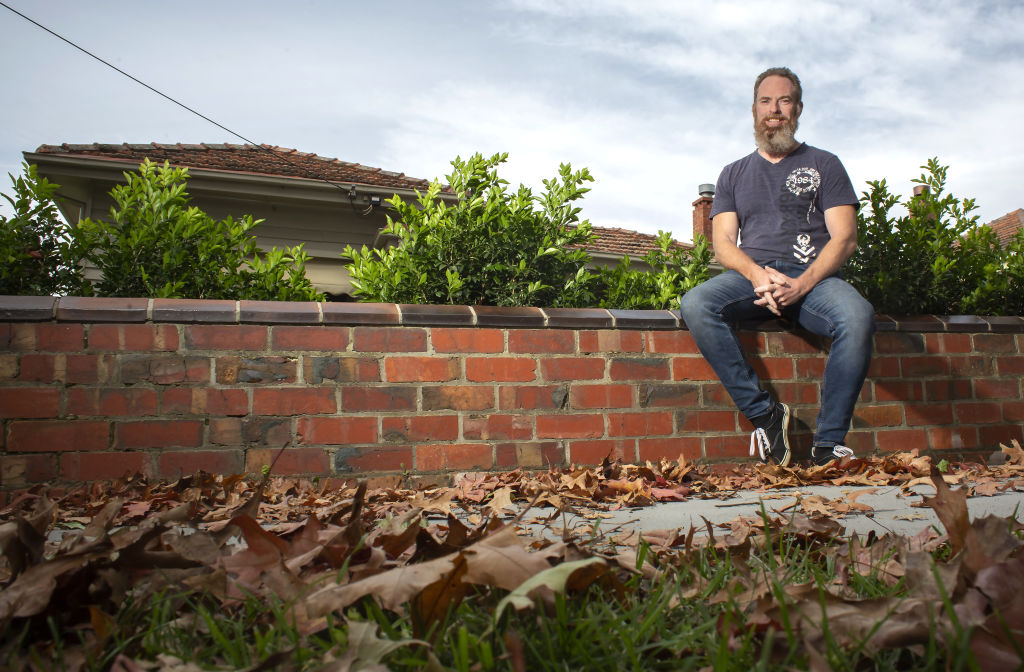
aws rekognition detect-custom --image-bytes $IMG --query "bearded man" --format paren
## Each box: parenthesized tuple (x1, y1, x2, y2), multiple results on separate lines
(679, 67, 875, 466)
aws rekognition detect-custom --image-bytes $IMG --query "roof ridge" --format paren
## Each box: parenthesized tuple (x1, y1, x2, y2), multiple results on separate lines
(31, 141, 440, 191)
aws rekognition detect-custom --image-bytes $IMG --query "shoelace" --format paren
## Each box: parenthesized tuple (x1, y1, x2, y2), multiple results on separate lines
(749, 428, 770, 460)
(830, 445, 854, 458)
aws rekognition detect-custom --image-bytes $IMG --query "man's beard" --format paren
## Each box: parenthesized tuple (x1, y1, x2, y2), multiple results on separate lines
(754, 115, 800, 156)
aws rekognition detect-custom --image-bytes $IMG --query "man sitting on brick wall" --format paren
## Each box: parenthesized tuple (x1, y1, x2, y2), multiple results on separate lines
(679, 66, 875, 466)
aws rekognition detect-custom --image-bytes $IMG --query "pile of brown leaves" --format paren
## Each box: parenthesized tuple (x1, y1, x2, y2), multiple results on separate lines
(1, 442, 1023, 670)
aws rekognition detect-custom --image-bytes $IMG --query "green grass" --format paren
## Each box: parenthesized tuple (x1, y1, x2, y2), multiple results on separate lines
(0, 521, 990, 671)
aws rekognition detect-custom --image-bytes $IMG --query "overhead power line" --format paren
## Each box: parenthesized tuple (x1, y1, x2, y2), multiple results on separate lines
(0, 1, 354, 197)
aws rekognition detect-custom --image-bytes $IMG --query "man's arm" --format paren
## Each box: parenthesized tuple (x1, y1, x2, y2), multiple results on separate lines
(757, 204, 858, 306)
(712, 211, 783, 315)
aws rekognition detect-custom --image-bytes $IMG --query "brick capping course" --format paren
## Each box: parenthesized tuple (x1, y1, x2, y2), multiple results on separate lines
(1, 295, 1022, 492)
(4, 296, 1021, 332)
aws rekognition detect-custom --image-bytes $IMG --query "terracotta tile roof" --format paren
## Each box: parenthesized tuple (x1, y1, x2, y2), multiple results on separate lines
(33, 142, 683, 258)
(579, 225, 691, 257)
(987, 208, 1024, 246)
(32, 142, 439, 192)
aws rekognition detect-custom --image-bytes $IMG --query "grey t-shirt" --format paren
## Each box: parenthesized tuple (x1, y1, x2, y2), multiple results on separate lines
(709, 144, 859, 266)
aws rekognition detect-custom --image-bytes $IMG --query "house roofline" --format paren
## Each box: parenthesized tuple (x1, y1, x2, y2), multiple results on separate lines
(23, 151, 457, 206)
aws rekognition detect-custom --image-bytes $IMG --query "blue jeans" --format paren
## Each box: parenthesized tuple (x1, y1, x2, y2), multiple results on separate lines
(678, 261, 875, 447)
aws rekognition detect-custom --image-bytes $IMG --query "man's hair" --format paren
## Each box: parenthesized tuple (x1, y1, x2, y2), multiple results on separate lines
(753, 67, 802, 105)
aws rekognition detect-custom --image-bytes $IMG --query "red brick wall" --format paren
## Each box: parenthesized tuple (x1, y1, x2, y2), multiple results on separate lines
(1, 296, 1022, 490)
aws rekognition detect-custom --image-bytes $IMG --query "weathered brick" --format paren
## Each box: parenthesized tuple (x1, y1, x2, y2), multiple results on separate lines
(416, 443, 492, 471)
(749, 356, 795, 380)
(852, 405, 904, 428)
(386, 356, 460, 382)
(187, 325, 267, 351)
(160, 388, 248, 416)
(17, 354, 56, 382)
(66, 354, 116, 384)
(737, 332, 766, 354)
(569, 384, 633, 409)
(701, 382, 734, 407)
(639, 383, 700, 408)
(927, 333, 973, 354)
(498, 385, 568, 411)
(297, 417, 377, 445)
(1004, 401, 1024, 422)
(509, 329, 575, 354)
(463, 414, 533, 440)
(121, 355, 210, 384)
(306, 356, 380, 383)
(118, 420, 203, 448)
(422, 386, 494, 411)
(210, 417, 290, 446)
(874, 332, 925, 354)
(767, 382, 819, 405)
(89, 324, 179, 352)
(701, 435, 751, 461)
(973, 334, 1017, 353)
(0, 388, 60, 418)
(342, 386, 417, 412)
(797, 357, 827, 379)
(1, 454, 58, 487)
(926, 426, 978, 452)
(996, 356, 1024, 376)
(898, 356, 950, 378)
(216, 356, 297, 384)
(607, 411, 673, 437)
(540, 357, 603, 381)
(580, 330, 644, 353)
(245, 447, 330, 475)
(335, 446, 413, 472)
(272, 326, 349, 351)
(971, 378, 1018, 400)
(672, 357, 717, 381)
(0, 353, 18, 381)
(609, 358, 671, 381)
(382, 416, 459, 442)
(642, 331, 698, 354)
(639, 437, 702, 462)
(354, 327, 427, 352)
(954, 402, 1003, 424)
(432, 328, 504, 353)
(68, 388, 159, 417)
(253, 388, 336, 415)
(536, 414, 604, 439)
(765, 332, 823, 355)
(8, 420, 109, 452)
(978, 424, 1024, 449)
(466, 357, 535, 382)
(497, 442, 564, 468)
(36, 324, 86, 351)
(904, 403, 954, 426)
(61, 452, 150, 481)
(875, 380, 924, 403)
(157, 450, 244, 477)
(948, 356, 993, 377)
(867, 356, 900, 378)
(569, 439, 634, 464)
(877, 428, 928, 453)
(677, 410, 736, 432)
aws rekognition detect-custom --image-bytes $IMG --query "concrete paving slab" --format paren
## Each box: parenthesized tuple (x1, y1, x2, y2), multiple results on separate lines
(513, 483, 1024, 540)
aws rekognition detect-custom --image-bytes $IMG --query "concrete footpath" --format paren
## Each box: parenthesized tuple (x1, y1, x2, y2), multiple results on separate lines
(518, 483, 1024, 539)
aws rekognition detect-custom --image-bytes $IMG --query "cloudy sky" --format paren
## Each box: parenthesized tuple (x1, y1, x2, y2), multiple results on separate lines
(1, 0, 1021, 239)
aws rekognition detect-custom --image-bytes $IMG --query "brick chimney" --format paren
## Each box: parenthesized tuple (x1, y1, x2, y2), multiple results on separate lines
(692, 183, 715, 244)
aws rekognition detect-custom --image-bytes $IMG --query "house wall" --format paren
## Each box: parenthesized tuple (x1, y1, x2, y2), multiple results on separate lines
(2, 295, 1022, 492)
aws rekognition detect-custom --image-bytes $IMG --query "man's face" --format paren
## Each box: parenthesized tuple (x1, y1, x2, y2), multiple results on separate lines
(753, 75, 802, 154)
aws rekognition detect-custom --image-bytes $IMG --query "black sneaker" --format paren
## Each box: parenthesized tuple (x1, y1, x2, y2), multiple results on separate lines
(811, 444, 855, 466)
(749, 402, 791, 466)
